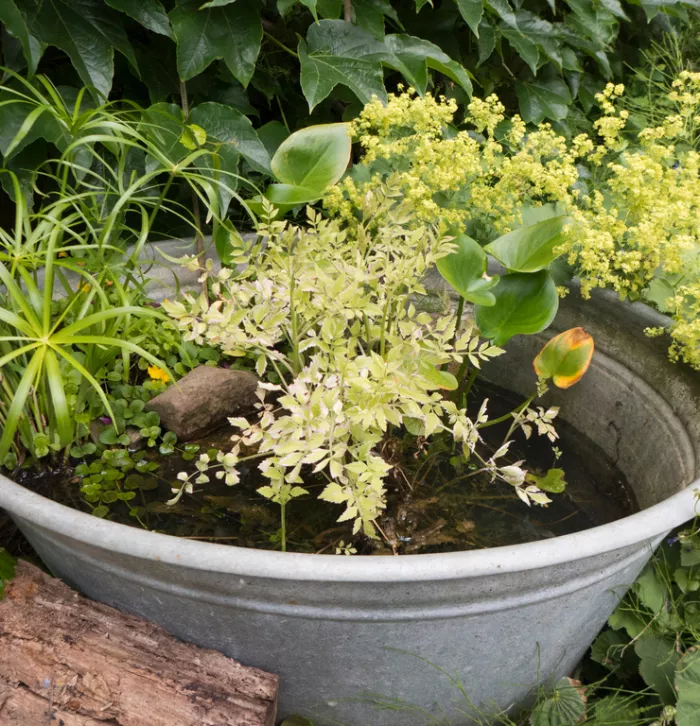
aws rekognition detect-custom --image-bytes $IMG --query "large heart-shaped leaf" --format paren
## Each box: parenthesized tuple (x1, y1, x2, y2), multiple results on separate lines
(169, 0, 262, 86)
(189, 102, 271, 174)
(485, 216, 569, 273)
(271, 123, 351, 195)
(384, 34, 472, 97)
(436, 233, 499, 306)
(299, 20, 389, 110)
(475, 270, 558, 345)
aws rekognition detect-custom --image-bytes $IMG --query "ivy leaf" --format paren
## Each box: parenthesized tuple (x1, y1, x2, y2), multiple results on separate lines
(475, 271, 558, 346)
(485, 0, 517, 28)
(169, 0, 262, 86)
(599, 0, 629, 19)
(19, 0, 138, 99)
(501, 27, 539, 75)
(515, 76, 572, 123)
(299, 20, 389, 110)
(485, 216, 570, 273)
(455, 0, 483, 36)
(512, 10, 563, 70)
(477, 18, 496, 64)
(189, 102, 271, 174)
(105, 0, 173, 38)
(384, 34, 472, 96)
(0, 0, 43, 75)
(200, 0, 238, 6)
(278, 0, 318, 19)
(352, 0, 400, 39)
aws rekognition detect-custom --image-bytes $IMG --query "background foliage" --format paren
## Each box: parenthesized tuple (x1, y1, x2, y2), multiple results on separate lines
(0, 0, 695, 170)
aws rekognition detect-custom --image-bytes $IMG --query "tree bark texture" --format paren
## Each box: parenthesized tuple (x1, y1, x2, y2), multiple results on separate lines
(0, 561, 278, 726)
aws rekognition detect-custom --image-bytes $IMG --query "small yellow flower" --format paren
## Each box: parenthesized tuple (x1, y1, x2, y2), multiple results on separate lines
(147, 365, 170, 383)
(79, 283, 90, 293)
(57, 251, 68, 258)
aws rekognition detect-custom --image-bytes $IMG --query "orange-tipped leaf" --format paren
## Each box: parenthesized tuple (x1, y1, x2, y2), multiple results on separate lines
(533, 327, 594, 389)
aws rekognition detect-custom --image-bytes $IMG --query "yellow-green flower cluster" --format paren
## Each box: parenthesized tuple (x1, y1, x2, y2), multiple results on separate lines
(325, 85, 700, 369)
(325, 88, 580, 234)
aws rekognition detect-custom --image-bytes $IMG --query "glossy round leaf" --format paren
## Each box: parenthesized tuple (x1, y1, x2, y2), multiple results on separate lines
(475, 271, 559, 346)
(485, 216, 569, 273)
(533, 327, 594, 389)
(270, 122, 351, 195)
(436, 233, 499, 306)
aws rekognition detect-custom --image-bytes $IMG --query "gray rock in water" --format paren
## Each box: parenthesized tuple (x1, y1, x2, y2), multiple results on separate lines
(146, 366, 259, 440)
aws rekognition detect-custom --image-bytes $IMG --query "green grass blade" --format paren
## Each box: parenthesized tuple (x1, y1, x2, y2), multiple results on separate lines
(52, 306, 162, 341)
(43, 348, 72, 446)
(0, 348, 43, 462)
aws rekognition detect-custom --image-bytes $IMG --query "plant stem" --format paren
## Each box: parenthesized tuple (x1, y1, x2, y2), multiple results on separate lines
(477, 394, 535, 430)
(263, 31, 299, 58)
(280, 500, 287, 552)
(289, 260, 302, 375)
(344, 0, 353, 21)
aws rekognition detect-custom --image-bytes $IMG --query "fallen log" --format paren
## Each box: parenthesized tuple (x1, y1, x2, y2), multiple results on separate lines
(0, 561, 278, 726)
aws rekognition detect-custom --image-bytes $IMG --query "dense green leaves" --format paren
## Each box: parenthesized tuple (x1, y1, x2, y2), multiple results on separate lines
(299, 20, 389, 110)
(516, 77, 573, 124)
(475, 271, 559, 345)
(0, 0, 42, 75)
(16, 0, 137, 99)
(384, 35, 472, 97)
(1, 0, 675, 128)
(105, 0, 173, 38)
(189, 102, 271, 174)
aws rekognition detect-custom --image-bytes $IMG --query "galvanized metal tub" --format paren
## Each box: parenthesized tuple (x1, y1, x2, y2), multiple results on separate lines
(1, 288, 699, 725)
